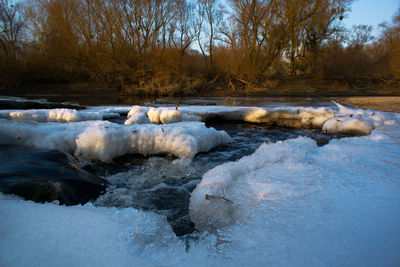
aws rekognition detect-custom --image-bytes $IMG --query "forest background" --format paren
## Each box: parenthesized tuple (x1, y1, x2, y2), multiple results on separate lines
(1, 0, 399, 96)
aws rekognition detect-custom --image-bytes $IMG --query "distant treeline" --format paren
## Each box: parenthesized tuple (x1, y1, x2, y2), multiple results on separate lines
(1, 0, 399, 95)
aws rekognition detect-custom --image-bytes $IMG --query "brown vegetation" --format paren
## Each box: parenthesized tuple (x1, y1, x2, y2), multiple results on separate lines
(0, 0, 399, 96)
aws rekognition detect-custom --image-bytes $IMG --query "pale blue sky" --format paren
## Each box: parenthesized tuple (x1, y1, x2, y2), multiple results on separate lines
(344, 0, 399, 36)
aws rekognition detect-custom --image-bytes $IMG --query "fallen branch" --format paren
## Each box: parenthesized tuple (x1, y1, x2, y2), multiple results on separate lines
(205, 194, 233, 204)
(175, 98, 181, 110)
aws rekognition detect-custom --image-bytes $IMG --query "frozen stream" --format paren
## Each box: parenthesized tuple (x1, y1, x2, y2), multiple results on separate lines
(0, 97, 399, 266)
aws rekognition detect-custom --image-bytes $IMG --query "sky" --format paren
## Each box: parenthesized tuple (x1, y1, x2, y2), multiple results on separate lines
(343, 0, 399, 36)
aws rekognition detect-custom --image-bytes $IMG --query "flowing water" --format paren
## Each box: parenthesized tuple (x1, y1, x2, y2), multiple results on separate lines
(88, 116, 338, 236)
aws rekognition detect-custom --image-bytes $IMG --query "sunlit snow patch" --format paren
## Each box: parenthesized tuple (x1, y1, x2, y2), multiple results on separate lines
(189, 117, 399, 233)
(0, 120, 231, 161)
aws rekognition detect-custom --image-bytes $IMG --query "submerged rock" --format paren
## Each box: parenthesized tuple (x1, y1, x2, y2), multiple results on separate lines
(0, 145, 108, 205)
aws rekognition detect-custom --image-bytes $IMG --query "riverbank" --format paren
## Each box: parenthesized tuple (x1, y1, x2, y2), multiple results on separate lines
(338, 96, 400, 113)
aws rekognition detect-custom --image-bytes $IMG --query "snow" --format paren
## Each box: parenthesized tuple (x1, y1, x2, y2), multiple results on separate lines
(322, 117, 374, 135)
(147, 107, 202, 124)
(124, 113, 151, 125)
(122, 103, 393, 136)
(1, 117, 400, 266)
(127, 105, 334, 128)
(0, 109, 119, 123)
(0, 120, 231, 161)
(0, 103, 387, 137)
(87, 106, 132, 115)
(189, 121, 400, 265)
(0, 195, 165, 267)
(124, 106, 151, 125)
(322, 102, 390, 135)
(0, 102, 399, 266)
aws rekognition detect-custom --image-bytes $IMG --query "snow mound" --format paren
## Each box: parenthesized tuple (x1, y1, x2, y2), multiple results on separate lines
(0, 108, 118, 123)
(124, 113, 151, 125)
(147, 107, 202, 124)
(0, 120, 231, 161)
(190, 117, 399, 233)
(189, 137, 317, 232)
(322, 102, 390, 135)
(322, 117, 373, 135)
(242, 107, 334, 128)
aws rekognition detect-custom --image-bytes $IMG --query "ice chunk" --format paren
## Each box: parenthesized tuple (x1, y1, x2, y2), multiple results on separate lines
(147, 107, 201, 124)
(125, 106, 151, 125)
(127, 105, 149, 118)
(320, 102, 391, 135)
(322, 117, 373, 136)
(0, 120, 231, 161)
(243, 107, 334, 128)
(124, 113, 151, 125)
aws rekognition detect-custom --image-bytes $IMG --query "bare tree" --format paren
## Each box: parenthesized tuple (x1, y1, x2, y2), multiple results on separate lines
(0, 0, 27, 63)
(197, 0, 224, 75)
(303, 0, 352, 75)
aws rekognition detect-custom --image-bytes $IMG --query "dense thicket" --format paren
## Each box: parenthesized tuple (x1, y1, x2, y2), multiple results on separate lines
(1, 0, 399, 95)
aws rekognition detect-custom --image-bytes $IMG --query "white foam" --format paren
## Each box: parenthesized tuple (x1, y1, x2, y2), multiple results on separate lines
(0, 120, 231, 161)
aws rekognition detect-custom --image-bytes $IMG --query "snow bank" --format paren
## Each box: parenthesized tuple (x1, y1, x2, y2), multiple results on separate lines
(0, 108, 119, 123)
(0, 120, 231, 161)
(123, 103, 394, 136)
(242, 107, 334, 128)
(124, 105, 334, 128)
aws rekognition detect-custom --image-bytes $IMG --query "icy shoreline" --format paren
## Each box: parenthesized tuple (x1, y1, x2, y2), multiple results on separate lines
(0, 102, 399, 266)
